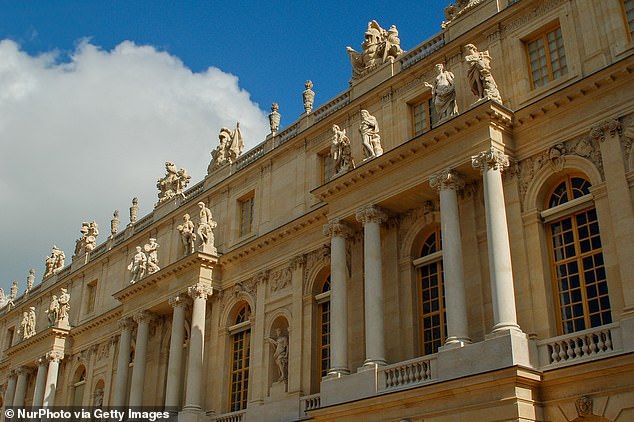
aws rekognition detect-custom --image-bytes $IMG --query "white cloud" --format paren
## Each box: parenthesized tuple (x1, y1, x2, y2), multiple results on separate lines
(0, 39, 269, 292)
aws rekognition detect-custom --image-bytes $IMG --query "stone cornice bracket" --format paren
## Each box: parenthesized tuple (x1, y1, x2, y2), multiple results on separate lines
(471, 147, 510, 173)
(429, 169, 465, 191)
(118, 317, 134, 331)
(289, 254, 306, 270)
(323, 219, 352, 239)
(46, 351, 63, 363)
(168, 295, 193, 310)
(355, 205, 387, 225)
(133, 310, 158, 325)
(188, 282, 213, 301)
(591, 119, 622, 142)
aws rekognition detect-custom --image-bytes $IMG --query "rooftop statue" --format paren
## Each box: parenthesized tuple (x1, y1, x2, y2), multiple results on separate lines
(464, 44, 502, 104)
(44, 246, 65, 278)
(10, 280, 18, 301)
(424, 63, 458, 122)
(303, 80, 315, 114)
(443, 0, 484, 28)
(177, 213, 196, 256)
(359, 110, 383, 159)
(347, 21, 404, 81)
(74, 220, 99, 257)
(331, 124, 355, 176)
(269, 103, 281, 135)
(0, 289, 10, 309)
(129, 197, 139, 225)
(156, 161, 191, 206)
(208, 122, 244, 173)
(26, 269, 35, 293)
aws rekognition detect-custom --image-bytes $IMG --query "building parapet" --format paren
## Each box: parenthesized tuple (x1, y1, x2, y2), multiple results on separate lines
(313, 91, 350, 123)
(214, 409, 246, 422)
(378, 354, 437, 393)
(400, 33, 446, 70)
(300, 393, 321, 417)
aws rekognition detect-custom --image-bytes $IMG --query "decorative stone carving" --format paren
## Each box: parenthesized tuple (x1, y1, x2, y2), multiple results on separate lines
(168, 295, 192, 310)
(188, 282, 213, 300)
(267, 328, 288, 382)
(196, 202, 218, 254)
(355, 205, 387, 225)
(58, 288, 70, 326)
(424, 64, 458, 121)
(44, 246, 65, 278)
(93, 387, 104, 407)
(128, 246, 147, 284)
(46, 294, 59, 327)
(156, 161, 191, 206)
(20, 307, 36, 340)
(111, 210, 120, 235)
(144, 238, 160, 275)
(323, 219, 352, 239)
(26, 269, 35, 293)
(575, 396, 593, 417)
(359, 110, 383, 159)
(0, 289, 10, 309)
(269, 103, 281, 135)
(289, 254, 306, 271)
(270, 267, 292, 293)
(347, 21, 404, 80)
(303, 80, 315, 114)
(177, 213, 196, 256)
(129, 197, 139, 225)
(133, 310, 158, 326)
(430, 169, 465, 191)
(46, 350, 63, 363)
(471, 147, 510, 172)
(208, 123, 244, 173)
(74, 221, 99, 257)
(464, 44, 502, 104)
(331, 124, 355, 176)
(443, 0, 486, 28)
(590, 119, 622, 142)
(10, 280, 18, 301)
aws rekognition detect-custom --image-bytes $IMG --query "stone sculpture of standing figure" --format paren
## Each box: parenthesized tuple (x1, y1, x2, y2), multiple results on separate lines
(10, 280, 18, 301)
(47, 294, 60, 327)
(177, 213, 196, 256)
(197, 202, 218, 254)
(303, 80, 315, 114)
(425, 64, 458, 121)
(269, 103, 281, 135)
(331, 124, 355, 176)
(464, 44, 502, 104)
(156, 161, 191, 206)
(58, 288, 71, 326)
(145, 238, 160, 274)
(359, 110, 383, 159)
(21, 307, 36, 340)
(267, 328, 289, 382)
(128, 246, 147, 283)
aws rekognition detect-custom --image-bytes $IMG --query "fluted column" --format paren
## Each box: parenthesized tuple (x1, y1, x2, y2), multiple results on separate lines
(112, 317, 133, 406)
(165, 295, 191, 409)
(323, 219, 352, 376)
(4, 371, 17, 408)
(32, 356, 48, 406)
(430, 169, 471, 345)
(42, 351, 62, 407)
(472, 147, 521, 333)
(129, 311, 157, 406)
(356, 206, 387, 367)
(183, 282, 212, 411)
(13, 367, 29, 407)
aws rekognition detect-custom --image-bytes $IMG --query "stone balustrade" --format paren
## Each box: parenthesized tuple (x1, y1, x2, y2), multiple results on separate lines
(313, 91, 350, 123)
(214, 410, 246, 422)
(133, 212, 155, 233)
(279, 122, 300, 145)
(300, 393, 321, 415)
(378, 355, 436, 392)
(233, 141, 269, 171)
(400, 33, 445, 70)
(183, 180, 204, 201)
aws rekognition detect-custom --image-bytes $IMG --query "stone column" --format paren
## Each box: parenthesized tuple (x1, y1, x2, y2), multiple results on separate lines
(12, 367, 29, 407)
(32, 356, 48, 406)
(42, 351, 62, 407)
(4, 371, 17, 408)
(356, 205, 388, 367)
(183, 282, 212, 411)
(112, 317, 133, 407)
(129, 311, 157, 406)
(165, 295, 191, 409)
(472, 147, 522, 333)
(323, 219, 352, 375)
(430, 169, 471, 345)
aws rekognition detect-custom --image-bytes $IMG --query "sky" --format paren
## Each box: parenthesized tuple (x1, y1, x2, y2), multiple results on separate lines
(0, 1, 446, 296)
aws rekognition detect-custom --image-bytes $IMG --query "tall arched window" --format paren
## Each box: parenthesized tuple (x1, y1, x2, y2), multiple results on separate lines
(316, 275, 331, 378)
(414, 227, 446, 355)
(545, 175, 611, 334)
(228, 303, 251, 412)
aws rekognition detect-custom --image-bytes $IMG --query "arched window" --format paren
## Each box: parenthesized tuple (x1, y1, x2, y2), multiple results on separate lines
(413, 227, 446, 355)
(545, 175, 611, 334)
(72, 366, 87, 407)
(316, 275, 331, 378)
(228, 303, 251, 412)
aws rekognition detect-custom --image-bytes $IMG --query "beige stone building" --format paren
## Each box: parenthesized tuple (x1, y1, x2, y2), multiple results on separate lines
(1, 0, 634, 420)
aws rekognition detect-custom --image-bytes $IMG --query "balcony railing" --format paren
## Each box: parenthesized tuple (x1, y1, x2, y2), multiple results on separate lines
(214, 410, 245, 422)
(378, 354, 436, 392)
(300, 393, 321, 416)
(537, 323, 621, 369)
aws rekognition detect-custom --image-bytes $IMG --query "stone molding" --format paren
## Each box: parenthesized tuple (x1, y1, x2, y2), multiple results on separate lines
(118, 317, 134, 331)
(168, 295, 193, 309)
(590, 119, 622, 142)
(323, 219, 352, 238)
(471, 147, 510, 173)
(270, 267, 292, 293)
(187, 283, 213, 301)
(46, 351, 63, 363)
(429, 169, 465, 191)
(501, 0, 568, 34)
(289, 254, 306, 271)
(355, 205, 387, 225)
(133, 310, 158, 325)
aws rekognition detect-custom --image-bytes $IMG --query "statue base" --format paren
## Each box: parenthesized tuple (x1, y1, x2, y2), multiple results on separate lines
(198, 244, 218, 256)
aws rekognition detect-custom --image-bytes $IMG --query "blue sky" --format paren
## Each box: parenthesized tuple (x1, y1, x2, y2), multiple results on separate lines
(0, 1, 446, 296)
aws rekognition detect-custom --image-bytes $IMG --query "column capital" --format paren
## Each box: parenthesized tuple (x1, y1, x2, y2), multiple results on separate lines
(188, 282, 213, 300)
(471, 147, 509, 173)
(8, 369, 17, 378)
(133, 310, 158, 325)
(590, 119, 622, 142)
(16, 366, 31, 376)
(118, 316, 134, 331)
(355, 205, 387, 225)
(289, 254, 306, 270)
(323, 218, 352, 238)
(35, 356, 48, 367)
(168, 295, 192, 309)
(429, 169, 465, 191)
(46, 351, 63, 363)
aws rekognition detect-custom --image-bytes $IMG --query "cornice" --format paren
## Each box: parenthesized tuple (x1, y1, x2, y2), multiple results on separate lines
(6, 326, 70, 358)
(311, 100, 513, 203)
(112, 251, 219, 303)
(67, 307, 122, 337)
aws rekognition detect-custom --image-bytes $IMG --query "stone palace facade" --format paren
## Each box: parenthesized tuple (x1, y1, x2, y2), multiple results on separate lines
(2, 0, 634, 421)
